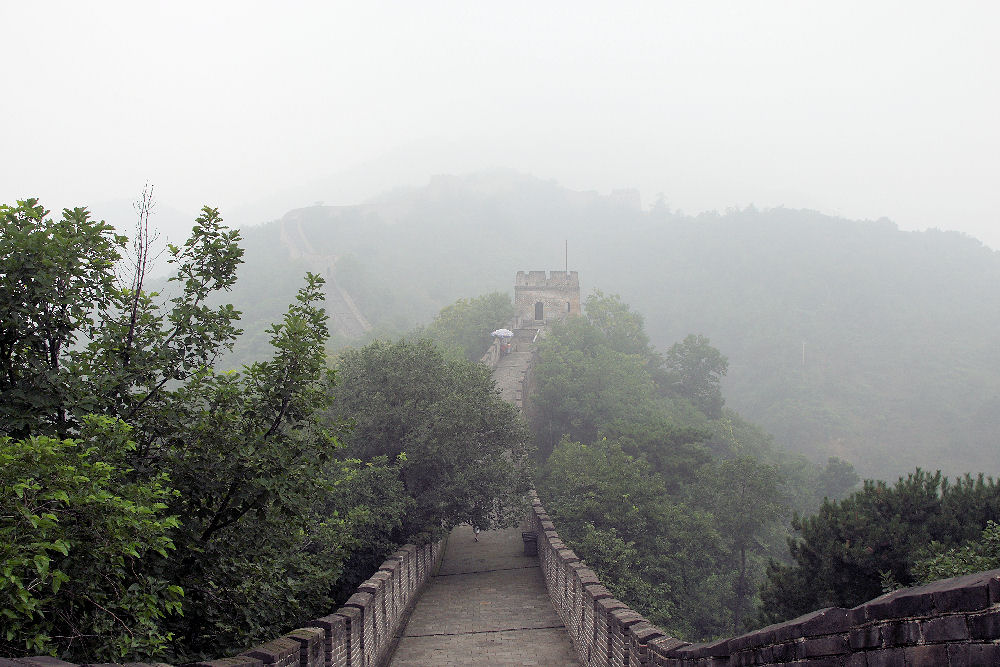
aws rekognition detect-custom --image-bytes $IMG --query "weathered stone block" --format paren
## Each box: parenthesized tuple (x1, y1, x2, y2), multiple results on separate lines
(770, 640, 796, 662)
(800, 634, 849, 657)
(845, 653, 869, 667)
(860, 588, 936, 622)
(574, 566, 599, 586)
(285, 628, 325, 667)
(343, 591, 373, 610)
(554, 548, 577, 563)
(772, 607, 850, 642)
(583, 583, 614, 601)
(881, 619, 920, 647)
(921, 614, 969, 642)
(967, 608, 1000, 639)
(647, 636, 689, 657)
(864, 647, 905, 667)
(957, 643, 1000, 664)
(903, 643, 950, 667)
(849, 623, 881, 650)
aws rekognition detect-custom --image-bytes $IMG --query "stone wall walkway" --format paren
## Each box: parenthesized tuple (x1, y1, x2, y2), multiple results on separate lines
(389, 325, 580, 665)
(490, 327, 539, 408)
(389, 524, 579, 666)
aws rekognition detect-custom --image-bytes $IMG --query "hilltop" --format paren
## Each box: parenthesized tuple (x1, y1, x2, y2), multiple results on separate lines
(216, 170, 1000, 480)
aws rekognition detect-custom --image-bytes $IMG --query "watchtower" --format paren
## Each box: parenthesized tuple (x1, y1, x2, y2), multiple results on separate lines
(514, 270, 581, 327)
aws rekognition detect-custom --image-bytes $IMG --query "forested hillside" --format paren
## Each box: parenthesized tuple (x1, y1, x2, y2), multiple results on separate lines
(218, 170, 1000, 480)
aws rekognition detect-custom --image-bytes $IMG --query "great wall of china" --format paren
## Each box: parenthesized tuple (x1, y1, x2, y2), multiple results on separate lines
(7, 270, 1000, 667)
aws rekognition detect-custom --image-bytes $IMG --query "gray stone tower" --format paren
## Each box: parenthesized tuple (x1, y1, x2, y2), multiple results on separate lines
(514, 271, 581, 327)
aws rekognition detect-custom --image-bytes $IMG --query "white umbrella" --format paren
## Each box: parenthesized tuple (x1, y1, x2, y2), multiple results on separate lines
(491, 328, 514, 337)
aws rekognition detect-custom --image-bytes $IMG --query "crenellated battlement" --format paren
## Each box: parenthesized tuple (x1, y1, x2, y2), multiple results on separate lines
(515, 270, 580, 288)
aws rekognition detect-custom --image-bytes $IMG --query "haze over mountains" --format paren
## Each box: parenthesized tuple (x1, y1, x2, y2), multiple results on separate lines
(196, 170, 999, 482)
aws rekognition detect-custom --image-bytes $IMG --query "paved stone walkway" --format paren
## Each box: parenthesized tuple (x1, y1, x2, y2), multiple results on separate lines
(389, 524, 580, 666)
(491, 328, 538, 407)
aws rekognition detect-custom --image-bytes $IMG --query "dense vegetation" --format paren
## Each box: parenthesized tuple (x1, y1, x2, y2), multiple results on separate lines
(0, 200, 528, 662)
(528, 292, 1000, 639)
(7, 181, 1000, 656)
(422, 292, 516, 362)
(530, 292, 859, 639)
(759, 470, 1000, 625)
(212, 172, 1000, 481)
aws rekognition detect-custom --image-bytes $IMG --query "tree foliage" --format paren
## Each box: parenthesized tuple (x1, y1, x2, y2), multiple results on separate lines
(663, 334, 729, 418)
(423, 291, 515, 361)
(0, 199, 413, 661)
(527, 292, 839, 638)
(912, 520, 1000, 584)
(538, 438, 728, 639)
(0, 418, 181, 659)
(0, 200, 124, 438)
(759, 469, 1000, 624)
(329, 338, 532, 540)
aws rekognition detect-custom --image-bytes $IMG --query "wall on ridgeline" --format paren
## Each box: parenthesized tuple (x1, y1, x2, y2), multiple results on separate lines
(4, 540, 444, 667)
(527, 490, 1000, 667)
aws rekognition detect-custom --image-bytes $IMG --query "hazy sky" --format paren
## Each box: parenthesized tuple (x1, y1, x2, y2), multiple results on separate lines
(3, 1, 998, 248)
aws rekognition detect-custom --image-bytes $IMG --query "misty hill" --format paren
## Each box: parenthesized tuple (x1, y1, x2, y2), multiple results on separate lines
(220, 170, 1000, 481)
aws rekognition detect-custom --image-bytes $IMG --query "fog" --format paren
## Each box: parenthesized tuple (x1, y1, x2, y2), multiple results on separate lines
(3, 1, 998, 247)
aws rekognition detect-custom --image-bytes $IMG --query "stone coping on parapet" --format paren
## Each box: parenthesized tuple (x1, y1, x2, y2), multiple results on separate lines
(3, 541, 445, 667)
(526, 489, 1000, 666)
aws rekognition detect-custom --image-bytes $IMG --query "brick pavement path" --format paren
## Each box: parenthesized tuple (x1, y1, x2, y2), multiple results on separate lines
(491, 328, 538, 407)
(389, 524, 580, 666)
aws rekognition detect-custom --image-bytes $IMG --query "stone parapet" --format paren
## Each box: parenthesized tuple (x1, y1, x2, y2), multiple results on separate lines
(9, 539, 444, 667)
(527, 489, 1000, 667)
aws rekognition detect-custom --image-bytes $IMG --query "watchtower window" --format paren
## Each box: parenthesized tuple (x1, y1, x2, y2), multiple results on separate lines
(535, 302, 544, 320)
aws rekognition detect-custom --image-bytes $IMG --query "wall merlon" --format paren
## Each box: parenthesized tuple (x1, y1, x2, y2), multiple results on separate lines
(557, 548, 580, 563)
(378, 555, 402, 570)
(575, 568, 601, 587)
(585, 583, 615, 601)
(343, 591, 374, 610)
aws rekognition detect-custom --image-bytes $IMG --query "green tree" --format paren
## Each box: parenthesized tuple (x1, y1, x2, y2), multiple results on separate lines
(146, 274, 369, 659)
(693, 456, 785, 633)
(0, 200, 124, 438)
(424, 292, 516, 362)
(663, 334, 729, 418)
(531, 316, 659, 454)
(759, 469, 1000, 624)
(0, 418, 181, 660)
(538, 438, 728, 639)
(329, 338, 532, 539)
(584, 290, 655, 358)
(0, 199, 400, 661)
(912, 521, 1000, 584)
(0, 200, 244, 442)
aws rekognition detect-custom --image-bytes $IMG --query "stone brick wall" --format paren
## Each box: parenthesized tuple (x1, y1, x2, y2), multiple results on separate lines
(2, 541, 444, 667)
(514, 270, 581, 326)
(528, 490, 1000, 666)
